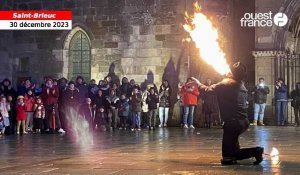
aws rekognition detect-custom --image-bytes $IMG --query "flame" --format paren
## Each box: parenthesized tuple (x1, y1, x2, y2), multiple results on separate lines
(270, 147, 279, 157)
(270, 147, 279, 164)
(183, 2, 230, 75)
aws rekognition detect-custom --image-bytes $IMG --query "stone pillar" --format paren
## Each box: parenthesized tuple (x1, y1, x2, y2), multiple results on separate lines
(252, 51, 277, 124)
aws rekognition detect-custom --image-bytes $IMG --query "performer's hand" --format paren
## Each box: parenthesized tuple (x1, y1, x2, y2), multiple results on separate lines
(178, 83, 182, 89)
(191, 77, 202, 86)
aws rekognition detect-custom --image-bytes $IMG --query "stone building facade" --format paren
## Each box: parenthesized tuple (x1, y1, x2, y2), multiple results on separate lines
(0, 0, 253, 126)
(253, 0, 300, 124)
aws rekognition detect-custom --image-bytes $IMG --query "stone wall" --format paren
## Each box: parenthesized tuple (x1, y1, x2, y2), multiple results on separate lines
(0, 0, 233, 126)
(1, 0, 192, 85)
(254, 0, 284, 49)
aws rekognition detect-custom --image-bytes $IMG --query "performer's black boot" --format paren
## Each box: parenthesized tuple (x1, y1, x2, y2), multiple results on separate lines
(221, 157, 237, 165)
(253, 147, 264, 165)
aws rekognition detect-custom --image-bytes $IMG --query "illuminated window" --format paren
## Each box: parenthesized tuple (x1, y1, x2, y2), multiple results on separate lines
(69, 31, 91, 81)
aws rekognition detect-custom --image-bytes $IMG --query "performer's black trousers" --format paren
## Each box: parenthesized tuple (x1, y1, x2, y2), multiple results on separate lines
(222, 119, 258, 160)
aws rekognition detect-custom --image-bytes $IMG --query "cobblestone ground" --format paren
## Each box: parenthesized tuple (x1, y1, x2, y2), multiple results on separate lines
(0, 126, 299, 175)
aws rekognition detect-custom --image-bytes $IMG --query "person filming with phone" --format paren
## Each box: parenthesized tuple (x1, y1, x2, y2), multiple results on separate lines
(252, 78, 270, 126)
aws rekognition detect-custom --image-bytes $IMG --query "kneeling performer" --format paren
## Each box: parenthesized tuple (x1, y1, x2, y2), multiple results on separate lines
(193, 62, 264, 165)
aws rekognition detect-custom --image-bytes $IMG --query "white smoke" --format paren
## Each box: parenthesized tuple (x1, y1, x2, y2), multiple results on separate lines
(66, 107, 94, 149)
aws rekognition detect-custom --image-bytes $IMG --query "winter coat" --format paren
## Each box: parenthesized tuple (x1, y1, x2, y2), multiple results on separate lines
(291, 85, 300, 108)
(24, 94, 35, 112)
(159, 85, 171, 108)
(131, 93, 142, 112)
(274, 84, 288, 101)
(202, 89, 219, 114)
(253, 85, 270, 104)
(58, 85, 67, 105)
(146, 94, 159, 110)
(118, 98, 130, 117)
(75, 83, 88, 104)
(33, 103, 45, 118)
(0, 102, 10, 118)
(63, 88, 80, 109)
(106, 95, 120, 110)
(18, 85, 35, 96)
(1, 85, 17, 98)
(141, 90, 149, 112)
(99, 85, 110, 97)
(88, 84, 98, 98)
(207, 78, 248, 122)
(181, 83, 200, 106)
(120, 83, 130, 98)
(41, 86, 59, 105)
(16, 103, 26, 121)
(92, 95, 107, 112)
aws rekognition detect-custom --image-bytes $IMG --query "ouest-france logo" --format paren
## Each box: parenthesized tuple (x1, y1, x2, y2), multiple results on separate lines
(240, 12, 288, 27)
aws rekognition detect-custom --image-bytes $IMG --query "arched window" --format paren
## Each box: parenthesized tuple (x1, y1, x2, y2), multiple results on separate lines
(69, 31, 91, 81)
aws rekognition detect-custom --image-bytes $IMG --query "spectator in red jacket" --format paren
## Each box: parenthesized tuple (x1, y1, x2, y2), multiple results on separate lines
(16, 96, 27, 134)
(180, 77, 200, 129)
(24, 90, 35, 132)
(41, 78, 65, 133)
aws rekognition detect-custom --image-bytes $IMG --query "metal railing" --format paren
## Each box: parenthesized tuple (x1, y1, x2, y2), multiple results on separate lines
(276, 52, 300, 124)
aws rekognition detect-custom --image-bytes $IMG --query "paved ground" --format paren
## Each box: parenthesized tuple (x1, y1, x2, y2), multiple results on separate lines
(0, 126, 300, 175)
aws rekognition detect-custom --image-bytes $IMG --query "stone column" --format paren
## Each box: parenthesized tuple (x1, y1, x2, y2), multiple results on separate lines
(252, 50, 286, 125)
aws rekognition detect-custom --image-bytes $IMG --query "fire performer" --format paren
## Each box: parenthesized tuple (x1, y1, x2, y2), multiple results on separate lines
(193, 62, 264, 165)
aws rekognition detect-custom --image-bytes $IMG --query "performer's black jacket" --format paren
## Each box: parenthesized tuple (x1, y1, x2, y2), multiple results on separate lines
(206, 78, 248, 122)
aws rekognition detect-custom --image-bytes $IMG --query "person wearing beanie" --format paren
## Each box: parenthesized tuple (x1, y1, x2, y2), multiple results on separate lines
(192, 62, 264, 165)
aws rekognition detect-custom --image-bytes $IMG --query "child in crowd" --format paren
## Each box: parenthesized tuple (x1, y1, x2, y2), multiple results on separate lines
(0, 96, 10, 134)
(146, 87, 159, 130)
(118, 94, 130, 130)
(33, 96, 45, 133)
(94, 107, 108, 131)
(16, 96, 27, 134)
(24, 90, 35, 132)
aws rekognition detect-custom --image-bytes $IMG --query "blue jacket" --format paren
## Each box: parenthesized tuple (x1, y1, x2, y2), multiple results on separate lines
(275, 85, 288, 100)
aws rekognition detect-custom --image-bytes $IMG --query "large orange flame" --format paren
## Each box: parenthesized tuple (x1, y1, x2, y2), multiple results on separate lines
(183, 2, 230, 75)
